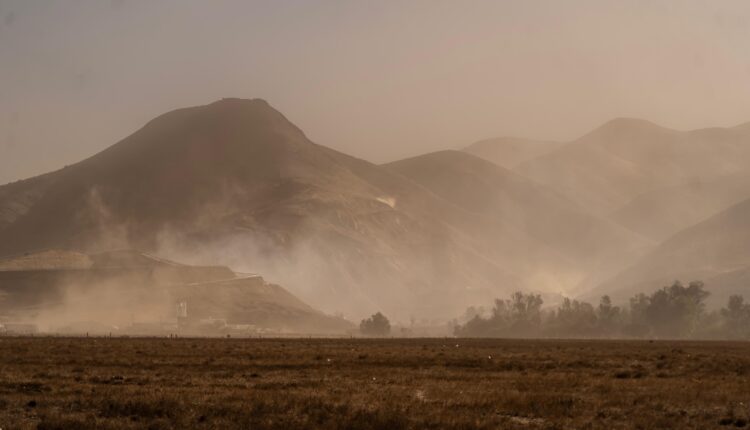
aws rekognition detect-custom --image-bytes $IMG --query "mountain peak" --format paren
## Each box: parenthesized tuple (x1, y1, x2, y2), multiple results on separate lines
(209, 97, 271, 107)
(100, 97, 307, 161)
(132, 98, 293, 138)
(200, 97, 289, 123)
(577, 117, 676, 144)
(598, 117, 667, 132)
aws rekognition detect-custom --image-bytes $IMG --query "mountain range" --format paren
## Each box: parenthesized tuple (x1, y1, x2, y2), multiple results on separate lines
(465, 118, 750, 309)
(2, 98, 749, 322)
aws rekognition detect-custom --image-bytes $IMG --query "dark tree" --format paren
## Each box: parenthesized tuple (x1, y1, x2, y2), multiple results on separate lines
(452, 281, 743, 339)
(626, 280, 709, 338)
(360, 312, 391, 336)
(552, 297, 597, 336)
(721, 295, 750, 339)
(508, 291, 544, 331)
(454, 292, 542, 337)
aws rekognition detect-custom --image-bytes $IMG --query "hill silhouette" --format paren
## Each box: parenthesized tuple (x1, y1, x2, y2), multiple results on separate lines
(610, 173, 750, 241)
(385, 150, 650, 292)
(457, 118, 750, 307)
(0, 99, 520, 319)
(514, 118, 750, 216)
(4, 100, 750, 319)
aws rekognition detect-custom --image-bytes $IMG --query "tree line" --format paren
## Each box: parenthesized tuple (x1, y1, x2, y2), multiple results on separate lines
(454, 281, 750, 339)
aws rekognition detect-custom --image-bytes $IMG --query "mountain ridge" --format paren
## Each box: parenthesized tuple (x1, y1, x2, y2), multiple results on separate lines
(0, 99, 522, 319)
(4, 100, 750, 319)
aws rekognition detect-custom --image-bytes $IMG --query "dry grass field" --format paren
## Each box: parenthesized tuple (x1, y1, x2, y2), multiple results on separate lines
(0, 337, 748, 429)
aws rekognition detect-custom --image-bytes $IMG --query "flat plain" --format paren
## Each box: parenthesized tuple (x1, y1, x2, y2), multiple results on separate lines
(0, 337, 748, 429)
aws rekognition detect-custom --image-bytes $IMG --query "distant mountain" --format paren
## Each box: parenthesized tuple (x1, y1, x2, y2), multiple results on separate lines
(611, 173, 750, 241)
(0, 172, 58, 232)
(515, 118, 750, 216)
(5, 100, 748, 319)
(0, 99, 520, 319)
(589, 198, 750, 307)
(462, 137, 562, 169)
(461, 118, 750, 306)
(385, 150, 651, 293)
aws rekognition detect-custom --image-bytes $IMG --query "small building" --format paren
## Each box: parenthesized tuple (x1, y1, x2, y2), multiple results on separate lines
(1, 323, 38, 335)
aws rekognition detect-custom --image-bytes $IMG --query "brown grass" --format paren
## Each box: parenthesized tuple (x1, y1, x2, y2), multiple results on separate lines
(0, 337, 748, 429)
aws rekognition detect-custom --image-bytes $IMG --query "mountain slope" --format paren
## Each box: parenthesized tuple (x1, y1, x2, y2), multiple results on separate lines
(462, 137, 562, 169)
(515, 118, 750, 216)
(611, 173, 750, 241)
(385, 150, 651, 293)
(0, 172, 58, 232)
(589, 197, 750, 306)
(0, 99, 521, 320)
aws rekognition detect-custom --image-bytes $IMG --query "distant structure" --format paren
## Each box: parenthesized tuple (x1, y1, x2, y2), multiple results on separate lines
(176, 300, 188, 328)
(0, 322, 38, 335)
(176, 300, 188, 318)
(0, 248, 348, 335)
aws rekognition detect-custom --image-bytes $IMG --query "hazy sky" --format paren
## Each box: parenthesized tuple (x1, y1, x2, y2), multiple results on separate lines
(2, 0, 750, 183)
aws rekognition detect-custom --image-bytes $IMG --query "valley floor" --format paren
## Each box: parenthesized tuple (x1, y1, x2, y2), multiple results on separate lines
(0, 337, 748, 429)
